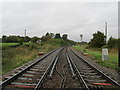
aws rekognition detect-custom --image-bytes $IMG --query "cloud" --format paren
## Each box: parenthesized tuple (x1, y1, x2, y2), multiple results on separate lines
(1, 2, 118, 42)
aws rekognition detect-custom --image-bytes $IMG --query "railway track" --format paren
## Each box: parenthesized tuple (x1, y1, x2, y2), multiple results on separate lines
(67, 47, 120, 90)
(1, 48, 63, 90)
(1, 47, 120, 90)
(42, 48, 84, 89)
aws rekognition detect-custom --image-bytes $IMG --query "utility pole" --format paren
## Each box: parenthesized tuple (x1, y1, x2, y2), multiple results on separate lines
(118, 2, 120, 84)
(118, 2, 120, 68)
(105, 22, 107, 43)
(24, 29, 26, 45)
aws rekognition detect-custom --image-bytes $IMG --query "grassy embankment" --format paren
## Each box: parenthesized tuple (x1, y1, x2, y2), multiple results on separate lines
(73, 45, 118, 69)
(2, 39, 65, 74)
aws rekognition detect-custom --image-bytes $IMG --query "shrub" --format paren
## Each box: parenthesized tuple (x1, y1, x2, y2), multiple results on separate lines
(107, 37, 117, 48)
(18, 38, 23, 45)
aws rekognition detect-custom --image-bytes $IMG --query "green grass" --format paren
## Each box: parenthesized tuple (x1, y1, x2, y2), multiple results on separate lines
(73, 45, 118, 69)
(0, 43, 30, 49)
(1, 43, 19, 47)
(2, 46, 39, 74)
(1, 42, 30, 46)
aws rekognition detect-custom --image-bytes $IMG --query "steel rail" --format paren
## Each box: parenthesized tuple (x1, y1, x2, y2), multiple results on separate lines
(67, 55, 75, 78)
(61, 64, 67, 89)
(55, 65, 64, 88)
(69, 48, 120, 88)
(34, 47, 64, 90)
(49, 56, 59, 79)
(1, 48, 60, 89)
(67, 54, 89, 90)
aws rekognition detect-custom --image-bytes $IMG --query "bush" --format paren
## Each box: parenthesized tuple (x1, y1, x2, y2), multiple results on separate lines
(29, 42, 40, 49)
(30, 36, 39, 43)
(18, 38, 23, 45)
(107, 37, 117, 48)
(42, 44, 57, 52)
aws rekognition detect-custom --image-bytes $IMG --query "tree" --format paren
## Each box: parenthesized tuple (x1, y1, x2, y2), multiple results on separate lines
(24, 36, 31, 42)
(30, 36, 39, 43)
(62, 34, 68, 41)
(45, 32, 50, 36)
(107, 37, 117, 48)
(54, 33, 61, 39)
(50, 33, 54, 38)
(18, 38, 23, 45)
(2, 35, 7, 43)
(40, 32, 52, 42)
(89, 31, 106, 48)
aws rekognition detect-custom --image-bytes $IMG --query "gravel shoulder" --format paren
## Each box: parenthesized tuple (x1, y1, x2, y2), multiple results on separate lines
(70, 47, 120, 84)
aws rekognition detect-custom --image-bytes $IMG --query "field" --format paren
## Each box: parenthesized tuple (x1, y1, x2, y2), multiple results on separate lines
(0, 43, 30, 47)
(73, 45, 118, 69)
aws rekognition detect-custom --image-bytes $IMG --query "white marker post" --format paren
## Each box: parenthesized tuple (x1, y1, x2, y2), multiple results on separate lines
(102, 48, 109, 61)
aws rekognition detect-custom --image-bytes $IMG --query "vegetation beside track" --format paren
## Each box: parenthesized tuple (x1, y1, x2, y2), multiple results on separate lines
(2, 45, 38, 74)
(73, 45, 118, 70)
(2, 43, 58, 75)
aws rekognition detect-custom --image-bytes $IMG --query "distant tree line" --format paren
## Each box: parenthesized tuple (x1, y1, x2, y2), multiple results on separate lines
(2, 33, 76, 46)
(2, 35, 31, 43)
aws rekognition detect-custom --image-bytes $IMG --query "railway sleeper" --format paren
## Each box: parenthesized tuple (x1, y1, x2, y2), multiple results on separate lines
(81, 72, 97, 75)
(26, 71, 37, 74)
(81, 68, 92, 70)
(85, 79, 107, 83)
(29, 69, 45, 72)
(10, 82, 36, 86)
(16, 78, 40, 83)
(80, 70, 95, 73)
(87, 84, 104, 89)
(18, 77, 33, 80)
(82, 75, 101, 79)
(22, 74, 34, 77)
(89, 84, 117, 89)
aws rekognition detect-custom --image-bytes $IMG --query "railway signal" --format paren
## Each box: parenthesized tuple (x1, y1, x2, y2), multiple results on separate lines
(80, 34, 83, 43)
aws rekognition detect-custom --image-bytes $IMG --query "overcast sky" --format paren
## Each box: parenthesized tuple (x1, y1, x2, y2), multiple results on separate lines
(1, 2, 118, 42)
